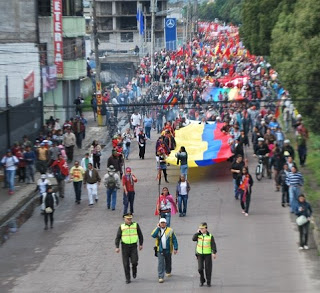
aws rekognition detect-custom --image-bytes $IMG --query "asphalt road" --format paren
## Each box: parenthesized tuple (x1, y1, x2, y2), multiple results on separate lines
(0, 131, 320, 293)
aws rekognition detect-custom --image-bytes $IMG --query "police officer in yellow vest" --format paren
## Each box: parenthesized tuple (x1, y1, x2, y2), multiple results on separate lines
(115, 213, 144, 284)
(192, 222, 217, 287)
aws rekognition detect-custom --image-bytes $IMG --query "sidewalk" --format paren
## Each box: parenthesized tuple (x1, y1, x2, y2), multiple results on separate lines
(0, 110, 128, 244)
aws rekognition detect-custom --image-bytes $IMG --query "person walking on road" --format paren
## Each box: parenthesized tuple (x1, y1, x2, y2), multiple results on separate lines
(23, 145, 36, 184)
(80, 152, 93, 171)
(155, 187, 177, 227)
(175, 146, 188, 179)
(70, 160, 85, 204)
(192, 222, 217, 287)
(122, 128, 133, 160)
(63, 127, 76, 163)
(115, 213, 144, 284)
(230, 155, 244, 199)
(286, 166, 304, 213)
(278, 163, 290, 207)
(51, 154, 69, 198)
(236, 167, 254, 216)
(137, 128, 147, 159)
(176, 175, 191, 217)
(103, 165, 121, 210)
(295, 194, 312, 250)
(1, 149, 19, 195)
(151, 218, 178, 283)
(144, 113, 153, 139)
(122, 167, 137, 214)
(41, 185, 59, 230)
(90, 140, 102, 169)
(83, 163, 101, 206)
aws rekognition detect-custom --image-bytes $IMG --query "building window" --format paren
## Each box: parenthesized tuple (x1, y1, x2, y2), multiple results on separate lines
(99, 33, 111, 43)
(63, 0, 83, 16)
(38, 0, 51, 16)
(119, 17, 137, 30)
(63, 37, 85, 60)
(120, 32, 133, 42)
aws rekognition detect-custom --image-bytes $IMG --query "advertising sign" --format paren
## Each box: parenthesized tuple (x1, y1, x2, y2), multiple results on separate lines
(53, 0, 63, 78)
(165, 18, 177, 50)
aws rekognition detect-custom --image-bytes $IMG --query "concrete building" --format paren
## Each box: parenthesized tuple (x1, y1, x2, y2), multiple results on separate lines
(38, 0, 87, 122)
(0, 0, 42, 152)
(94, 0, 167, 83)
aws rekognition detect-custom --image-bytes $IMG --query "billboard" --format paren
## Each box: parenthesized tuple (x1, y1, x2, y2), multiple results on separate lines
(164, 18, 177, 51)
(23, 71, 35, 100)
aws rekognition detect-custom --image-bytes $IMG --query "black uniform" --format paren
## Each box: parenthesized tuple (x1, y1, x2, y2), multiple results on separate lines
(115, 222, 144, 283)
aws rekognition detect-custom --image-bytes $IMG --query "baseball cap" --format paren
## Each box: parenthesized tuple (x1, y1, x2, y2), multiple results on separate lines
(284, 139, 290, 144)
(159, 218, 167, 223)
(258, 138, 264, 142)
(126, 167, 131, 172)
(41, 174, 47, 179)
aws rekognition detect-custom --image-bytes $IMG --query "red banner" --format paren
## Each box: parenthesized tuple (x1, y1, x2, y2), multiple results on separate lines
(53, 0, 63, 78)
(24, 71, 35, 100)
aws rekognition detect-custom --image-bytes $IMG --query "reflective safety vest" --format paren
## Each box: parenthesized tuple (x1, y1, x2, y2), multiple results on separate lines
(121, 222, 138, 244)
(196, 233, 212, 254)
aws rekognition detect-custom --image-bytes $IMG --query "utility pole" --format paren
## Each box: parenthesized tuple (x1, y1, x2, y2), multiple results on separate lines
(150, 0, 156, 77)
(92, 0, 103, 126)
(5, 76, 11, 149)
(194, 0, 198, 35)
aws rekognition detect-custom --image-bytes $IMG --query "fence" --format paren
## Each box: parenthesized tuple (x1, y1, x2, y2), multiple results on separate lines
(0, 98, 42, 155)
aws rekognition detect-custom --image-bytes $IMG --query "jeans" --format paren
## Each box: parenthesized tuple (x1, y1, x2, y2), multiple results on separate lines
(180, 164, 188, 179)
(107, 188, 117, 209)
(158, 250, 172, 279)
(145, 126, 151, 139)
(160, 212, 171, 227)
(289, 186, 301, 213)
(123, 191, 135, 214)
(73, 181, 82, 201)
(299, 222, 310, 246)
(282, 185, 289, 204)
(157, 120, 163, 133)
(178, 194, 188, 215)
(123, 145, 131, 159)
(233, 178, 238, 198)
(6, 169, 16, 191)
(25, 164, 35, 183)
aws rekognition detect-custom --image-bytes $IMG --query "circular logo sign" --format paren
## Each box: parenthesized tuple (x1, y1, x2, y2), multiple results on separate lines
(166, 19, 175, 29)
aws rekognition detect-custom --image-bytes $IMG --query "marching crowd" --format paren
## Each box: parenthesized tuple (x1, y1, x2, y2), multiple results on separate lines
(0, 23, 314, 286)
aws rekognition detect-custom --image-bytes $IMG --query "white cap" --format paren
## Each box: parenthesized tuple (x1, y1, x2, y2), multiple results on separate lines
(297, 114, 302, 118)
(41, 174, 47, 179)
(159, 218, 167, 223)
(258, 137, 264, 142)
(284, 139, 290, 144)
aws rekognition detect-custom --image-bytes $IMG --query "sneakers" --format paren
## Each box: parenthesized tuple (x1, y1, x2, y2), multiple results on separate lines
(242, 210, 245, 214)
(245, 213, 249, 216)
(158, 278, 164, 283)
(299, 246, 304, 250)
(304, 245, 309, 250)
(165, 273, 171, 277)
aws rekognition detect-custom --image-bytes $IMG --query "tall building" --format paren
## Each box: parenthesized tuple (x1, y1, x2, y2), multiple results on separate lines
(38, 0, 87, 122)
(95, 0, 168, 82)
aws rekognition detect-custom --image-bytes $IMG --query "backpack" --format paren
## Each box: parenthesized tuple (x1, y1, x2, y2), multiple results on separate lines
(106, 173, 116, 190)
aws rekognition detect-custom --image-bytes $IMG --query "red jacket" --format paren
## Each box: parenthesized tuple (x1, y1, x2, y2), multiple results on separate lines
(51, 159, 69, 176)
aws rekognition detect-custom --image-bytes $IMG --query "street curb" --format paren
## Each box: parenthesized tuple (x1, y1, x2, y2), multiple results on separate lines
(0, 190, 38, 245)
(311, 217, 320, 253)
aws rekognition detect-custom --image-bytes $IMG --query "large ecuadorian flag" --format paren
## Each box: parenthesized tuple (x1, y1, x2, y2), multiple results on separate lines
(167, 122, 233, 167)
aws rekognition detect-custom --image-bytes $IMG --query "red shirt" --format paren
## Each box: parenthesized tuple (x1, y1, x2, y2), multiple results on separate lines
(122, 174, 137, 192)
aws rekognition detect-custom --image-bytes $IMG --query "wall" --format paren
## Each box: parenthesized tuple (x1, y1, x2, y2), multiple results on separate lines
(0, 43, 41, 107)
(0, 0, 37, 43)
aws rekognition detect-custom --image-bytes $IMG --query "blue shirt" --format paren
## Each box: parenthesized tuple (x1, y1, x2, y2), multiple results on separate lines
(144, 117, 153, 128)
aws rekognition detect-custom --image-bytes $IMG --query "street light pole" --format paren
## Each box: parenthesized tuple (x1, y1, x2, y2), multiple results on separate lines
(150, 0, 156, 77)
(92, 0, 103, 126)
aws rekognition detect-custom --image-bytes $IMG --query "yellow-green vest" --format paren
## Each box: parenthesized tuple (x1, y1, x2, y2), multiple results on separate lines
(196, 233, 212, 254)
(121, 222, 138, 244)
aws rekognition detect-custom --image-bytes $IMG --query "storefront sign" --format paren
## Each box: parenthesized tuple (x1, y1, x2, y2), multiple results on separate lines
(53, 0, 63, 78)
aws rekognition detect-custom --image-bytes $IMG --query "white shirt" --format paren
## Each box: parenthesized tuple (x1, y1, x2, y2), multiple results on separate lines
(89, 170, 92, 177)
(37, 178, 51, 194)
(1, 156, 19, 171)
(160, 228, 167, 249)
(180, 181, 188, 195)
(131, 113, 141, 126)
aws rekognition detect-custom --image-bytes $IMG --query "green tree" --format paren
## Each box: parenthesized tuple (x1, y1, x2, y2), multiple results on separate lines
(270, 0, 320, 131)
